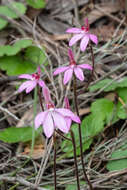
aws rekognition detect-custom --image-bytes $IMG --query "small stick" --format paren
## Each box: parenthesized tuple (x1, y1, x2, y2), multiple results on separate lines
(70, 130, 80, 190)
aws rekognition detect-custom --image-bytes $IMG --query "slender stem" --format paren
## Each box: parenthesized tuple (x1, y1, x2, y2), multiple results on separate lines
(73, 75, 93, 190)
(31, 87, 38, 155)
(70, 130, 80, 190)
(55, 130, 72, 141)
(53, 132, 57, 190)
(85, 43, 95, 90)
(37, 86, 44, 111)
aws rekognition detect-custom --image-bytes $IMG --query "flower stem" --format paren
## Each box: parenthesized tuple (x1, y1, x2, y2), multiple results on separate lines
(31, 87, 37, 156)
(70, 130, 80, 190)
(55, 130, 72, 141)
(73, 75, 93, 190)
(37, 86, 44, 111)
(53, 132, 57, 190)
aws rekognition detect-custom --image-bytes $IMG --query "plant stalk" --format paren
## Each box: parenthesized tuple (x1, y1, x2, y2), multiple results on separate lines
(70, 130, 80, 190)
(53, 132, 57, 190)
(73, 75, 93, 190)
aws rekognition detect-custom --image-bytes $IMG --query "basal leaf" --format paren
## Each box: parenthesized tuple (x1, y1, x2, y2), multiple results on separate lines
(0, 39, 33, 57)
(91, 98, 116, 124)
(107, 142, 127, 171)
(116, 88, 127, 119)
(0, 54, 37, 75)
(0, 2, 26, 19)
(26, 0, 46, 9)
(0, 18, 8, 30)
(0, 126, 42, 143)
(25, 46, 48, 65)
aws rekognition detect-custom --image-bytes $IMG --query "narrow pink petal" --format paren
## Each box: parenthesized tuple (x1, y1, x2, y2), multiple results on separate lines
(68, 48, 74, 62)
(18, 74, 33, 80)
(34, 111, 48, 129)
(78, 64, 92, 70)
(37, 66, 41, 75)
(74, 67, 84, 81)
(43, 112, 54, 138)
(66, 28, 82, 33)
(65, 117, 72, 130)
(53, 66, 69, 76)
(89, 34, 98, 45)
(18, 81, 33, 93)
(84, 18, 89, 29)
(43, 86, 52, 103)
(26, 81, 37, 93)
(80, 35, 89, 51)
(56, 108, 81, 123)
(63, 68, 73, 85)
(53, 111, 69, 133)
(69, 34, 84, 46)
(64, 97, 70, 110)
(38, 80, 45, 88)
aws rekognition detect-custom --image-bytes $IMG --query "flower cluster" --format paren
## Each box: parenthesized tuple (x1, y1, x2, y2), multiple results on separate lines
(18, 18, 98, 138)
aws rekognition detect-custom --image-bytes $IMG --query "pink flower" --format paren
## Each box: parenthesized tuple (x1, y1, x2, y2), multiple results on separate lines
(35, 87, 80, 138)
(53, 49, 92, 84)
(18, 66, 45, 93)
(64, 97, 72, 130)
(66, 18, 98, 51)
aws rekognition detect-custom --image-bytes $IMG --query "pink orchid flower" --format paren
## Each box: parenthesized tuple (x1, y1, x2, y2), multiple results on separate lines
(66, 18, 98, 51)
(18, 66, 45, 93)
(64, 97, 72, 130)
(35, 86, 80, 138)
(53, 48, 92, 84)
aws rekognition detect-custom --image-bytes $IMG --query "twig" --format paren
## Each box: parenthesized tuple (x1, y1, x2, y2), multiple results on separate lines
(0, 176, 48, 190)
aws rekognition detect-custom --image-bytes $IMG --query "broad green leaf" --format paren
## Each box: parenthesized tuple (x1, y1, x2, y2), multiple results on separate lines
(61, 114, 104, 157)
(65, 181, 85, 190)
(89, 78, 118, 92)
(25, 46, 48, 65)
(26, 0, 46, 9)
(0, 126, 42, 143)
(0, 54, 37, 75)
(0, 39, 33, 57)
(107, 143, 127, 171)
(0, 18, 8, 30)
(116, 88, 127, 119)
(0, 2, 26, 19)
(91, 98, 116, 124)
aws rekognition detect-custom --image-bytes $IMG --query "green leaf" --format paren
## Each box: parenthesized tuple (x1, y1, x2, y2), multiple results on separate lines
(25, 46, 48, 65)
(116, 88, 127, 119)
(106, 143, 127, 171)
(91, 98, 116, 124)
(0, 126, 42, 143)
(89, 78, 118, 92)
(0, 18, 8, 30)
(0, 2, 26, 19)
(65, 181, 85, 190)
(26, 0, 46, 9)
(0, 54, 37, 75)
(0, 39, 33, 57)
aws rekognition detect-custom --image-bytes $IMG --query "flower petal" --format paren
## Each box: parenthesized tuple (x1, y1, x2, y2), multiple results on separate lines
(26, 81, 37, 93)
(38, 80, 45, 88)
(80, 35, 89, 51)
(43, 112, 54, 138)
(66, 28, 82, 33)
(53, 111, 69, 133)
(53, 66, 69, 75)
(89, 34, 98, 45)
(18, 81, 33, 93)
(65, 117, 72, 130)
(34, 111, 48, 129)
(18, 74, 33, 80)
(56, 108, 81, 123)
(78, 64, 92, 70)
(74, 67, 84, 81)
(63, 68, 73, 85)
(69, 34, 84, 46)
